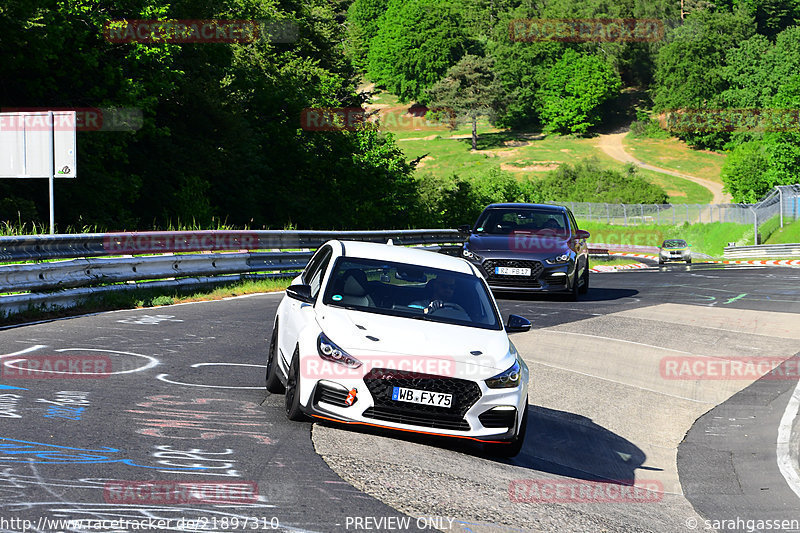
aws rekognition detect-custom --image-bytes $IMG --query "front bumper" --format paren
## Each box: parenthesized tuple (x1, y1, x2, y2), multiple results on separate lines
(659, 249, 691, 262)
(300, 367, 528, 443)
(474, 258, 576, 293)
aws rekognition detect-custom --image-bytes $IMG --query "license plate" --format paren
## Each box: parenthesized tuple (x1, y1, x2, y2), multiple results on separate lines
(495, 266, 531, 276)
(392, 387, 452, 408)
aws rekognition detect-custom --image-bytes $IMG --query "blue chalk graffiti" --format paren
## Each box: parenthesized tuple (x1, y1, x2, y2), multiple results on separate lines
(0, 437, 204, 470)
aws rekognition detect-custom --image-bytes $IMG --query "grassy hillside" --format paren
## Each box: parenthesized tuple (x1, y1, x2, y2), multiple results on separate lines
(368, 90, 724, 205)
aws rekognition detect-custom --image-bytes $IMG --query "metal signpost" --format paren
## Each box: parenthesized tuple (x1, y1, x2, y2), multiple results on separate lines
(0, 110, 77, 233)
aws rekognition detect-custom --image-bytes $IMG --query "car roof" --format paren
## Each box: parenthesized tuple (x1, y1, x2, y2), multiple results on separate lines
(334, 240, 474, 275)
(484, 203, 568, 212)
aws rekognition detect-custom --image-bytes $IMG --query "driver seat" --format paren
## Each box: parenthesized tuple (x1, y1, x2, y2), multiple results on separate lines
(337, 269, 375, 307)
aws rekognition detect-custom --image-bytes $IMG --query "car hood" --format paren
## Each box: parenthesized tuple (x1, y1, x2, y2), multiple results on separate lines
(316, 306, 514, 374)
(468, 233, 570, 255)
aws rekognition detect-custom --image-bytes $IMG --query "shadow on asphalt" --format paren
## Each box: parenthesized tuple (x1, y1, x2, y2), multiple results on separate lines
(314, 404, 655, 487)
(496, 287, 639, 303)
(510, 405, 658, 484)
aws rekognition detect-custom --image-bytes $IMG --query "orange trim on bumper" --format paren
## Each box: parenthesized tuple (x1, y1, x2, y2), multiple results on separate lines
(309, 413, 510, 444)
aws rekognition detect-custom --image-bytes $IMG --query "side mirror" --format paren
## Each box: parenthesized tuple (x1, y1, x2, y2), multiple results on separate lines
(458, 224, 471, 234)
(506, 314, 531, 333)
(286, 284, 314, 303)
(575, 229, 590, 240)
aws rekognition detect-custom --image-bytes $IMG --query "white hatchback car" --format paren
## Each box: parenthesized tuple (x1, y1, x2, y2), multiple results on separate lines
(266, 240, 532, 456)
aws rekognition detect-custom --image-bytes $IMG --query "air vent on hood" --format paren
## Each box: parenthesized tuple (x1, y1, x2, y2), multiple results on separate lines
(366, 335, 380, 342)
(470, 351, 483, 356)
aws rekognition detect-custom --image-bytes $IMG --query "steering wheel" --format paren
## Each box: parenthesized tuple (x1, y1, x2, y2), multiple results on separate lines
(424, 300, 467, 315)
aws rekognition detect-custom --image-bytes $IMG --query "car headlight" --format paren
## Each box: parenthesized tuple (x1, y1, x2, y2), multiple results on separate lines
(545, 253, 570, 264)
(462, 246, 482, 261)
(486, 359, 522, 389)
(317, 333, 362, 368)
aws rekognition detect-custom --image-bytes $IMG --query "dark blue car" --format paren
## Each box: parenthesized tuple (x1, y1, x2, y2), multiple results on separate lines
(459, 203, 590, 300)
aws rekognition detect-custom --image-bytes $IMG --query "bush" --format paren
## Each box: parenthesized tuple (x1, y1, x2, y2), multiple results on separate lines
(538, 159, 669, 204)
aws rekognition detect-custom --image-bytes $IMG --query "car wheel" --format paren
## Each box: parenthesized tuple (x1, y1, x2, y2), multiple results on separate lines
(284, 346, 307, 421)
(658, 259, 664, 265)
(578, 261, 589, 295)
(686, 259, 692, 264)
(485, 402, 528, 458)
(567, 264, 581, 301)
(265, 320, 285, 394)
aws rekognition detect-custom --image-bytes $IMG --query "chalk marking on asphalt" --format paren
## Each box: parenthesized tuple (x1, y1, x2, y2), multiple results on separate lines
(0, 345, 46, 359)
(156, 373, 265, 389)
(724, 293, 747, 304)
(777, 371, 800, 500)
(55, 348, 159, 375)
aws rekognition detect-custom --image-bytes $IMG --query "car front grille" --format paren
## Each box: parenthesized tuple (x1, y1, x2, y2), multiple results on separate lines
(362, 368, 481, 431)
(482, 259, 544, 287)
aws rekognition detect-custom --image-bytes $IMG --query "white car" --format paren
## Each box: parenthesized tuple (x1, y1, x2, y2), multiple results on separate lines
(266, 240, 531, 457)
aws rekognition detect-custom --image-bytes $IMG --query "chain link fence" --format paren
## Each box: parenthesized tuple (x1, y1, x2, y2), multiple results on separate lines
(557, 184, 800, 244)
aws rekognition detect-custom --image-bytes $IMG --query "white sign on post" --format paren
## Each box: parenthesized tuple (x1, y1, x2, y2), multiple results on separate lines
(0, 111, 77, 233)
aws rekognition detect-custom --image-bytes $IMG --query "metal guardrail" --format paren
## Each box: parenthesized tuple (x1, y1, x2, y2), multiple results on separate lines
(0, 230, 461, 317)
(0, 228, 691, 319)
(723, 243, 800, 259)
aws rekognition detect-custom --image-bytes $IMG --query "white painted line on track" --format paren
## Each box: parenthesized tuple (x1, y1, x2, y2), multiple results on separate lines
(541, 330, 695, 355)
(777, 374, 800, 500)
(156, 373, 265, 389)
(528, 359, 712, 404)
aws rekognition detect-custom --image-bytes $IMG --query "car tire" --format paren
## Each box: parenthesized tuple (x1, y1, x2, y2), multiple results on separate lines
(285, 346, 307, 421)
(265, 320, 285, 394)
(686, 259, 692, 264)
(578, 261, 589, 295)
(658, 259, 664, 265)
(567, 263, 581, 301)
(485, 402, 528, 458)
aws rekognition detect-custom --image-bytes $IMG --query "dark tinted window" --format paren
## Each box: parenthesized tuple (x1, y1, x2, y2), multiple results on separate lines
(475, 208, 568, 236)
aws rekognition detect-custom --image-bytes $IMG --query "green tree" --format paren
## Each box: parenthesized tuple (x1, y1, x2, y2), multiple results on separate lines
(720, 142, 771, 202)
(487, 7, 565, 129)
(733, 0, 800, 38)
(345, 0, 389, 73)
(652, 9, 755, 149)
(367, 0, 471, 102)
(426, 55, 504, 150)
(539, 49, 622, 135)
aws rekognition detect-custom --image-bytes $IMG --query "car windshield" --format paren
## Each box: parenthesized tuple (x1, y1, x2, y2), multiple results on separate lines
(322, 257, 501, 330)
(663, 239, 687, 248)
(474, 208, 569, 236)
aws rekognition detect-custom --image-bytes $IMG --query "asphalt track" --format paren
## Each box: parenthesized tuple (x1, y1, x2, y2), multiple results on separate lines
(0, 261, 798, 533)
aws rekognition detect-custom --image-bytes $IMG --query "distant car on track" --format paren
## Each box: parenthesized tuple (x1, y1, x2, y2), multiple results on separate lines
(459, 203, 590, 300)
(267, 240, 532, 456)
(659, 239, 692, 264)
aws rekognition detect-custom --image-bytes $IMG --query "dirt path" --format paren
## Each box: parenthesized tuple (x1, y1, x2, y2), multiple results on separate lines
(597, 131, 731, 204)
